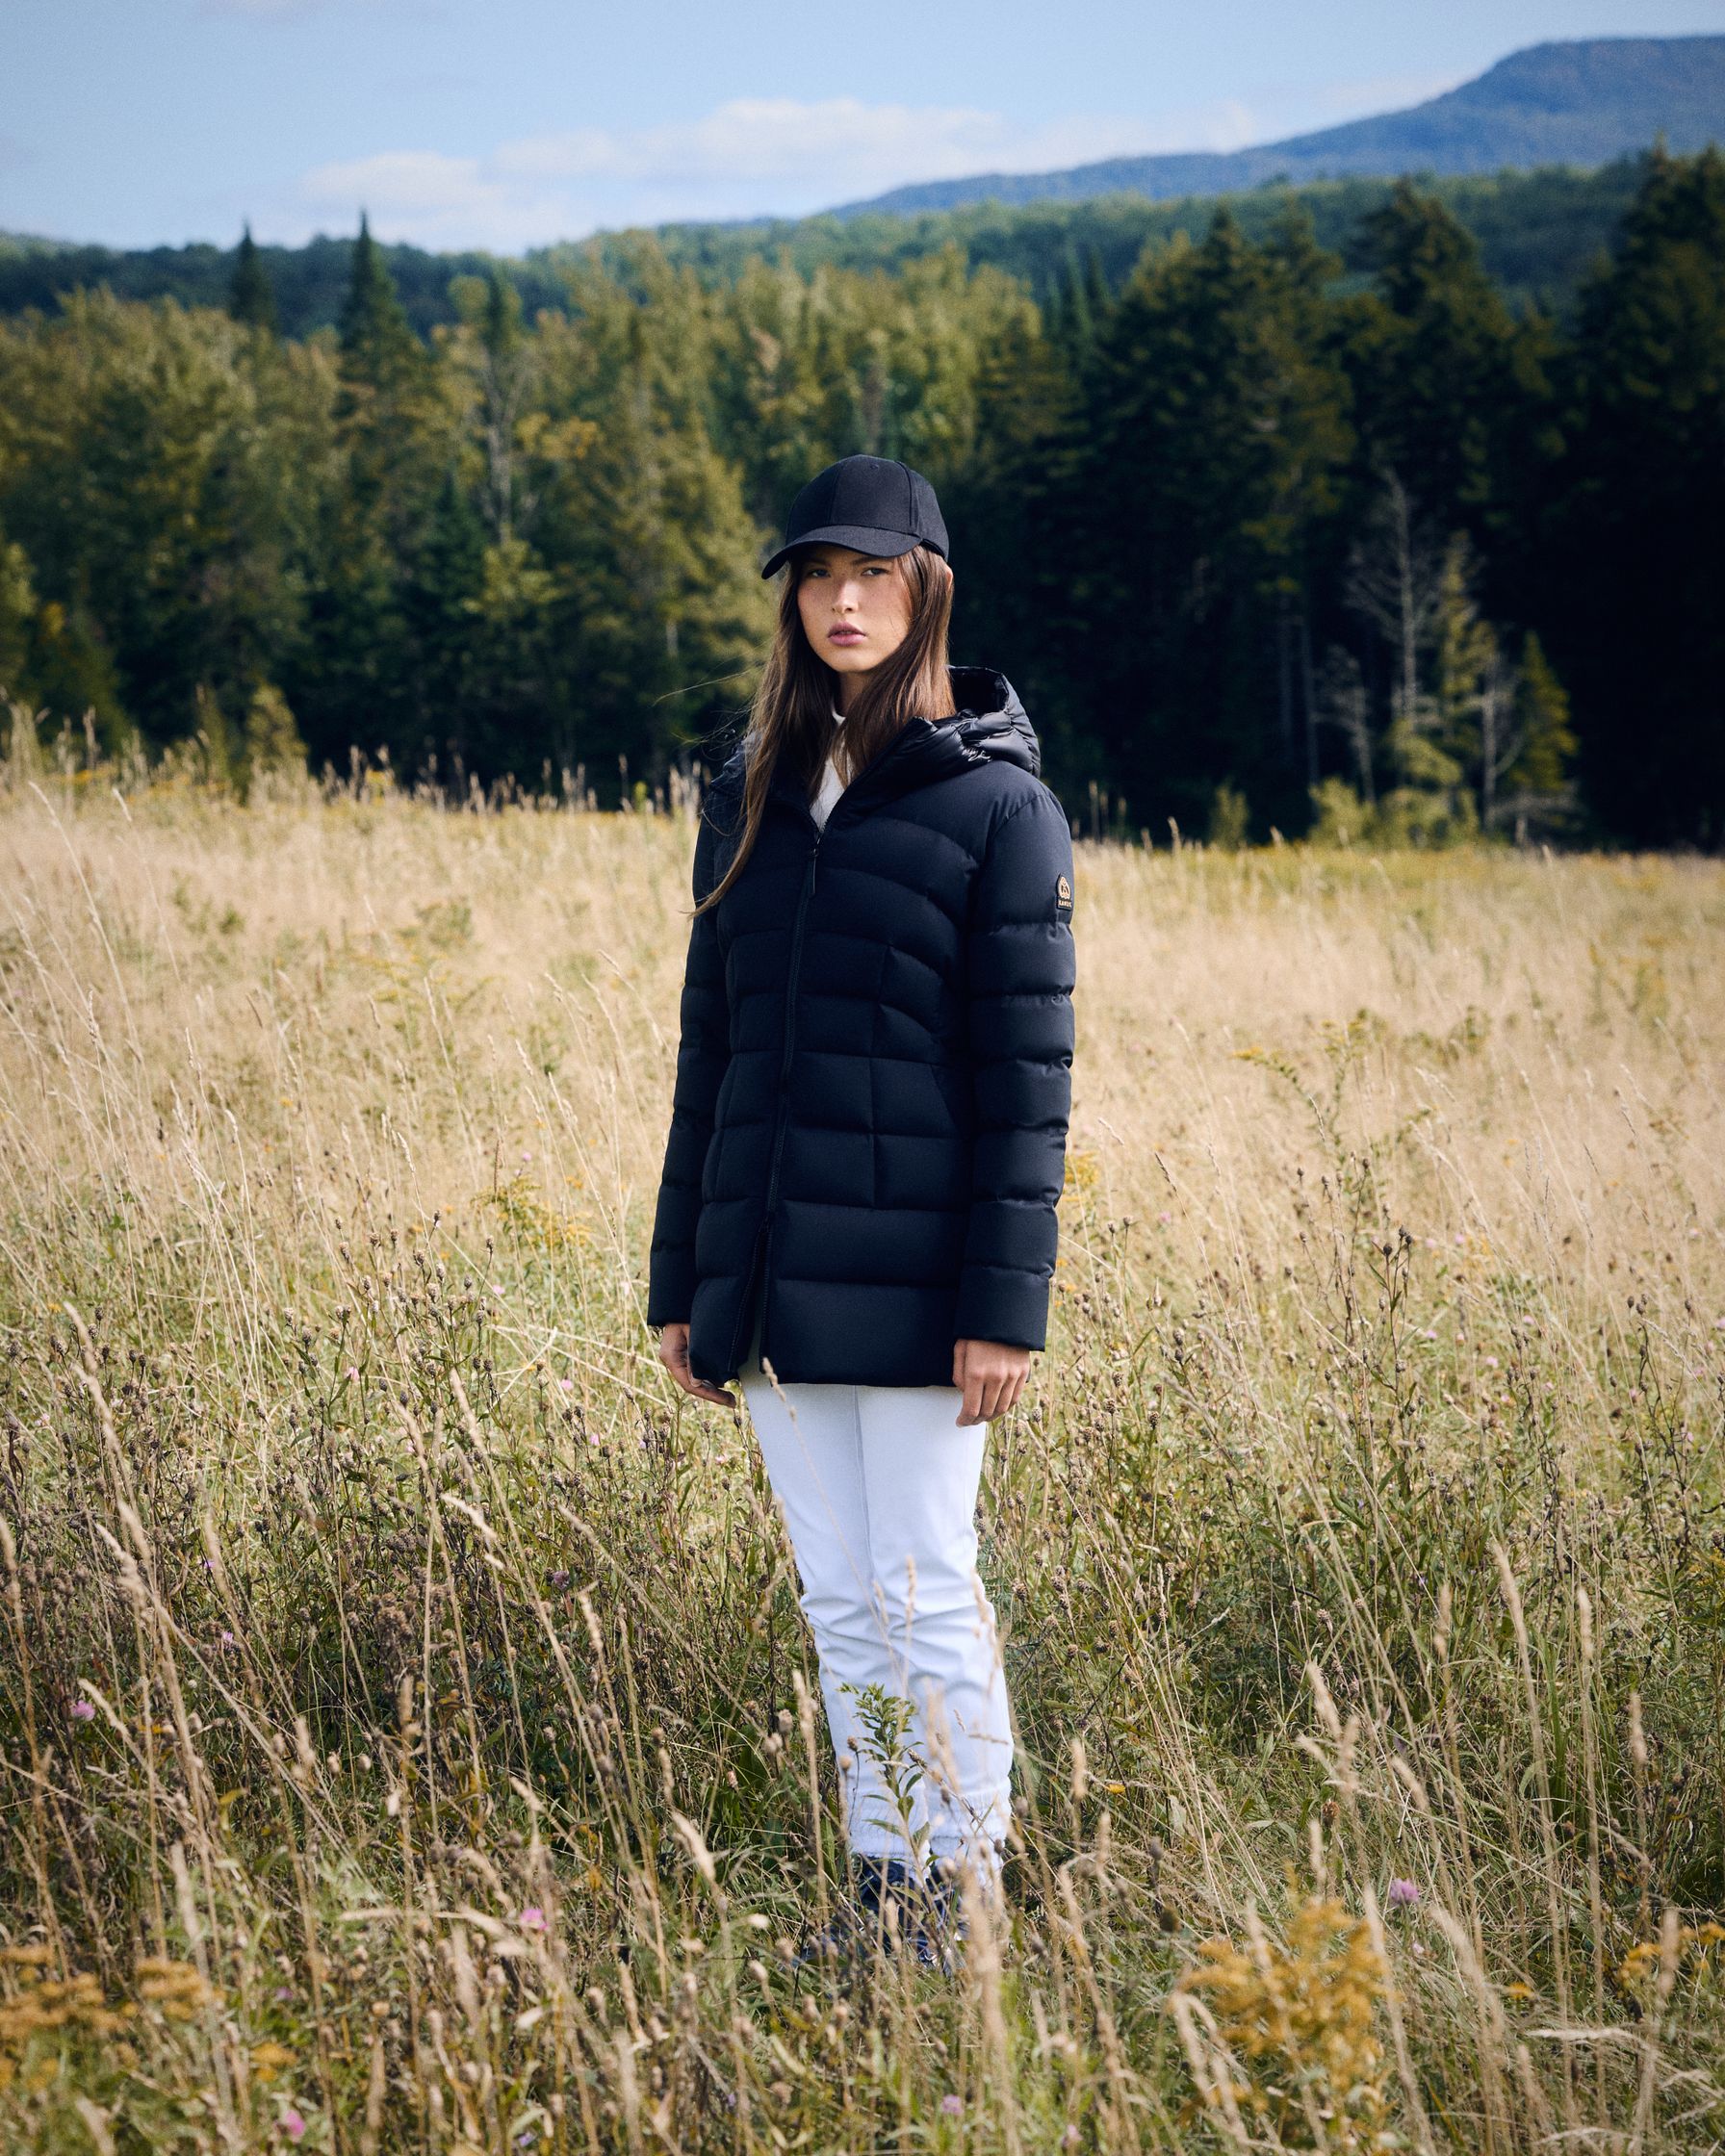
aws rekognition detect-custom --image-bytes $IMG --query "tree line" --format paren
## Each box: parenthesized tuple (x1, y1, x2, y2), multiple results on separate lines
(1, 159, 1653, 334)
(0, 148, 1719, 845)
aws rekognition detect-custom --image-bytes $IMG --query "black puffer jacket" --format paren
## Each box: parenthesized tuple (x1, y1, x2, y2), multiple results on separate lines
(646, 665, 1076, 1388)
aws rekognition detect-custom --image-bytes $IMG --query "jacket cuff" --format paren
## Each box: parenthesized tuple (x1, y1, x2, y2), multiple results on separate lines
(953, 1266, 1050, 1352)
(646, 1250, 696, 1330)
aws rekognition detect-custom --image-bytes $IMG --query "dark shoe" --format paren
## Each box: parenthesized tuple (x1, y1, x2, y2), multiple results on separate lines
(788, 1861, 900, 1968)
(853, 1857, 958, 1972)
(791, 1908, 861, 1968)
(915, 1870, 971, 1973)
(924, 1850, 1013, 1970)
(852, 1855, 917, 1922)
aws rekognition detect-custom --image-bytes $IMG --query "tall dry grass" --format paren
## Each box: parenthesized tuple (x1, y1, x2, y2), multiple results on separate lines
(1, 748, 1722, 2151)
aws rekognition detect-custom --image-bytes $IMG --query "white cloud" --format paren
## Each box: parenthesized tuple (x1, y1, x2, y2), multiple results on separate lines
(291, 93, 1289, 251)
(488, 98, 1203, 191)
(287, 67, 1480, 253)
(305, 149, 484, 215)
(299, 148, 569, 250)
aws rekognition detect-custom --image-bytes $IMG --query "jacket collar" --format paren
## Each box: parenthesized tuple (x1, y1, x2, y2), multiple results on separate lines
(763, 665, 1040, 827)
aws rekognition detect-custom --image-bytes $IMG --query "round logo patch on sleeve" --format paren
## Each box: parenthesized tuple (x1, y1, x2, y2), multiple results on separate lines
(1055, 872, 1074, 921)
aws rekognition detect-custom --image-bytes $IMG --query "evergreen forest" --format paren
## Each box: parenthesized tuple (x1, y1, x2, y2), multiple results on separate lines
(0, 147, 1720, 847)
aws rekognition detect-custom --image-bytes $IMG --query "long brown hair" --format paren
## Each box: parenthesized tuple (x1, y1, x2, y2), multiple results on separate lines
(694, 543, 956, 914)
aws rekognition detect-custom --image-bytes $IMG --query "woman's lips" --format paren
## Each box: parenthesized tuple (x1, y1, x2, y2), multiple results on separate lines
(828, 627, 865, 644)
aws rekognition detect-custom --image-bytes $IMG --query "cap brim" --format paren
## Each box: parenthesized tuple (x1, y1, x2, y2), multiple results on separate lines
(760, 525, 929, 580)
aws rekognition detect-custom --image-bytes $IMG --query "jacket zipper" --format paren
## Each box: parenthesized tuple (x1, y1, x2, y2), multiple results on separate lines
(721, 716, 985, 1375)
(750, 823, 822, 1371)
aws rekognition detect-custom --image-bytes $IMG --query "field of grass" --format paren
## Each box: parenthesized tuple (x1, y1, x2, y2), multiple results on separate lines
(2, 755, 1723, 2152)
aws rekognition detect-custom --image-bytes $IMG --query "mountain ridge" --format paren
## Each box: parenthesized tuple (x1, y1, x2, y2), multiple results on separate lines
(833, 35, 1725, 218)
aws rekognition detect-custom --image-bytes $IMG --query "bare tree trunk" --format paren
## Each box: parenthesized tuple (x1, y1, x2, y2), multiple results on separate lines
(1390, 475, 1417, 731)
(1344, 470, 1442, 783)
(1479, 653, 1523, 831)
(1317, 647, 1376, 805)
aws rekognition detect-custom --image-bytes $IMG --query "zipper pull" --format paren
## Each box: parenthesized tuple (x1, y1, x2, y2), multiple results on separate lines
(811, 836, 822, 892)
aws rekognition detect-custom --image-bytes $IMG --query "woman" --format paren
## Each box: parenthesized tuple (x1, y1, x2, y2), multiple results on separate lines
(645, 452, 1076, 1955)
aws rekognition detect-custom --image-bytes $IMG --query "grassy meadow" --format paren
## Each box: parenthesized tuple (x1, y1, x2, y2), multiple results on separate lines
(1, 751, 1723, 2152)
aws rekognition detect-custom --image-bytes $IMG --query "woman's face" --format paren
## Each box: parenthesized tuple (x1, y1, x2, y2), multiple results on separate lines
(794, 544, 913, 693)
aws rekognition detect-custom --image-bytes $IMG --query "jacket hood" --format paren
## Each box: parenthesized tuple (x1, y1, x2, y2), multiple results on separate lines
(745, 663, 1039, 820)
(815, 664, 1039, 819)
(944, 665, 1041, 779)
(707, 666, 1041, 839)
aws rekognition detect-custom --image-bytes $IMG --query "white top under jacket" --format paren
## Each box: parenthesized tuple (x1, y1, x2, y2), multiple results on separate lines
(811, 706, 846, 831)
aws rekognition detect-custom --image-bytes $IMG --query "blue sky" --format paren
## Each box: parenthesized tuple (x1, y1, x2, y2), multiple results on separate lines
(7, 1, 1725, 253)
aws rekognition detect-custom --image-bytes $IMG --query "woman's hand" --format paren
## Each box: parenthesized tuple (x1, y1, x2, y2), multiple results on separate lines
(952, 1338, 1029, 1426)
(657, 1322, 736, 1408)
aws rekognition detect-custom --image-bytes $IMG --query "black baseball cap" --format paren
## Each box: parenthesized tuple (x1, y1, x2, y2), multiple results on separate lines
(761, 453, 949, 579)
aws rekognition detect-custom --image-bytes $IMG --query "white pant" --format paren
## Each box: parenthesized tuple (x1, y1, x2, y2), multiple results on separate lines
(739, 1349, 1014, 1873)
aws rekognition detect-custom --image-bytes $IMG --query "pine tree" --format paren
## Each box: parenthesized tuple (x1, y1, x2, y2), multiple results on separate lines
(1062, 207, 1352, 833)
(1432, 534, 1498, 776)
(0, 528, 39, 704)
(1539, 148, 1725, 844)
(449, 270, 531, 540)
(296, 214, 447, 768)
(1341, 183, 1547, 548)
(228, 223, 277, 334)
(1080, 246, 1111, 335)
(944, 298, 1080, 766)
(531, 244, 772, 792)
(338, 214, 425, 400)
(1500, 632, 1578, 837)
(192, 682, 237, 789)
(241, 681, 307, 795)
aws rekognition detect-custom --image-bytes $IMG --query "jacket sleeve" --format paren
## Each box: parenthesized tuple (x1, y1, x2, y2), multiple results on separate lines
(954, 785, 1076, 1349)
(645, 805, 731, 1328)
